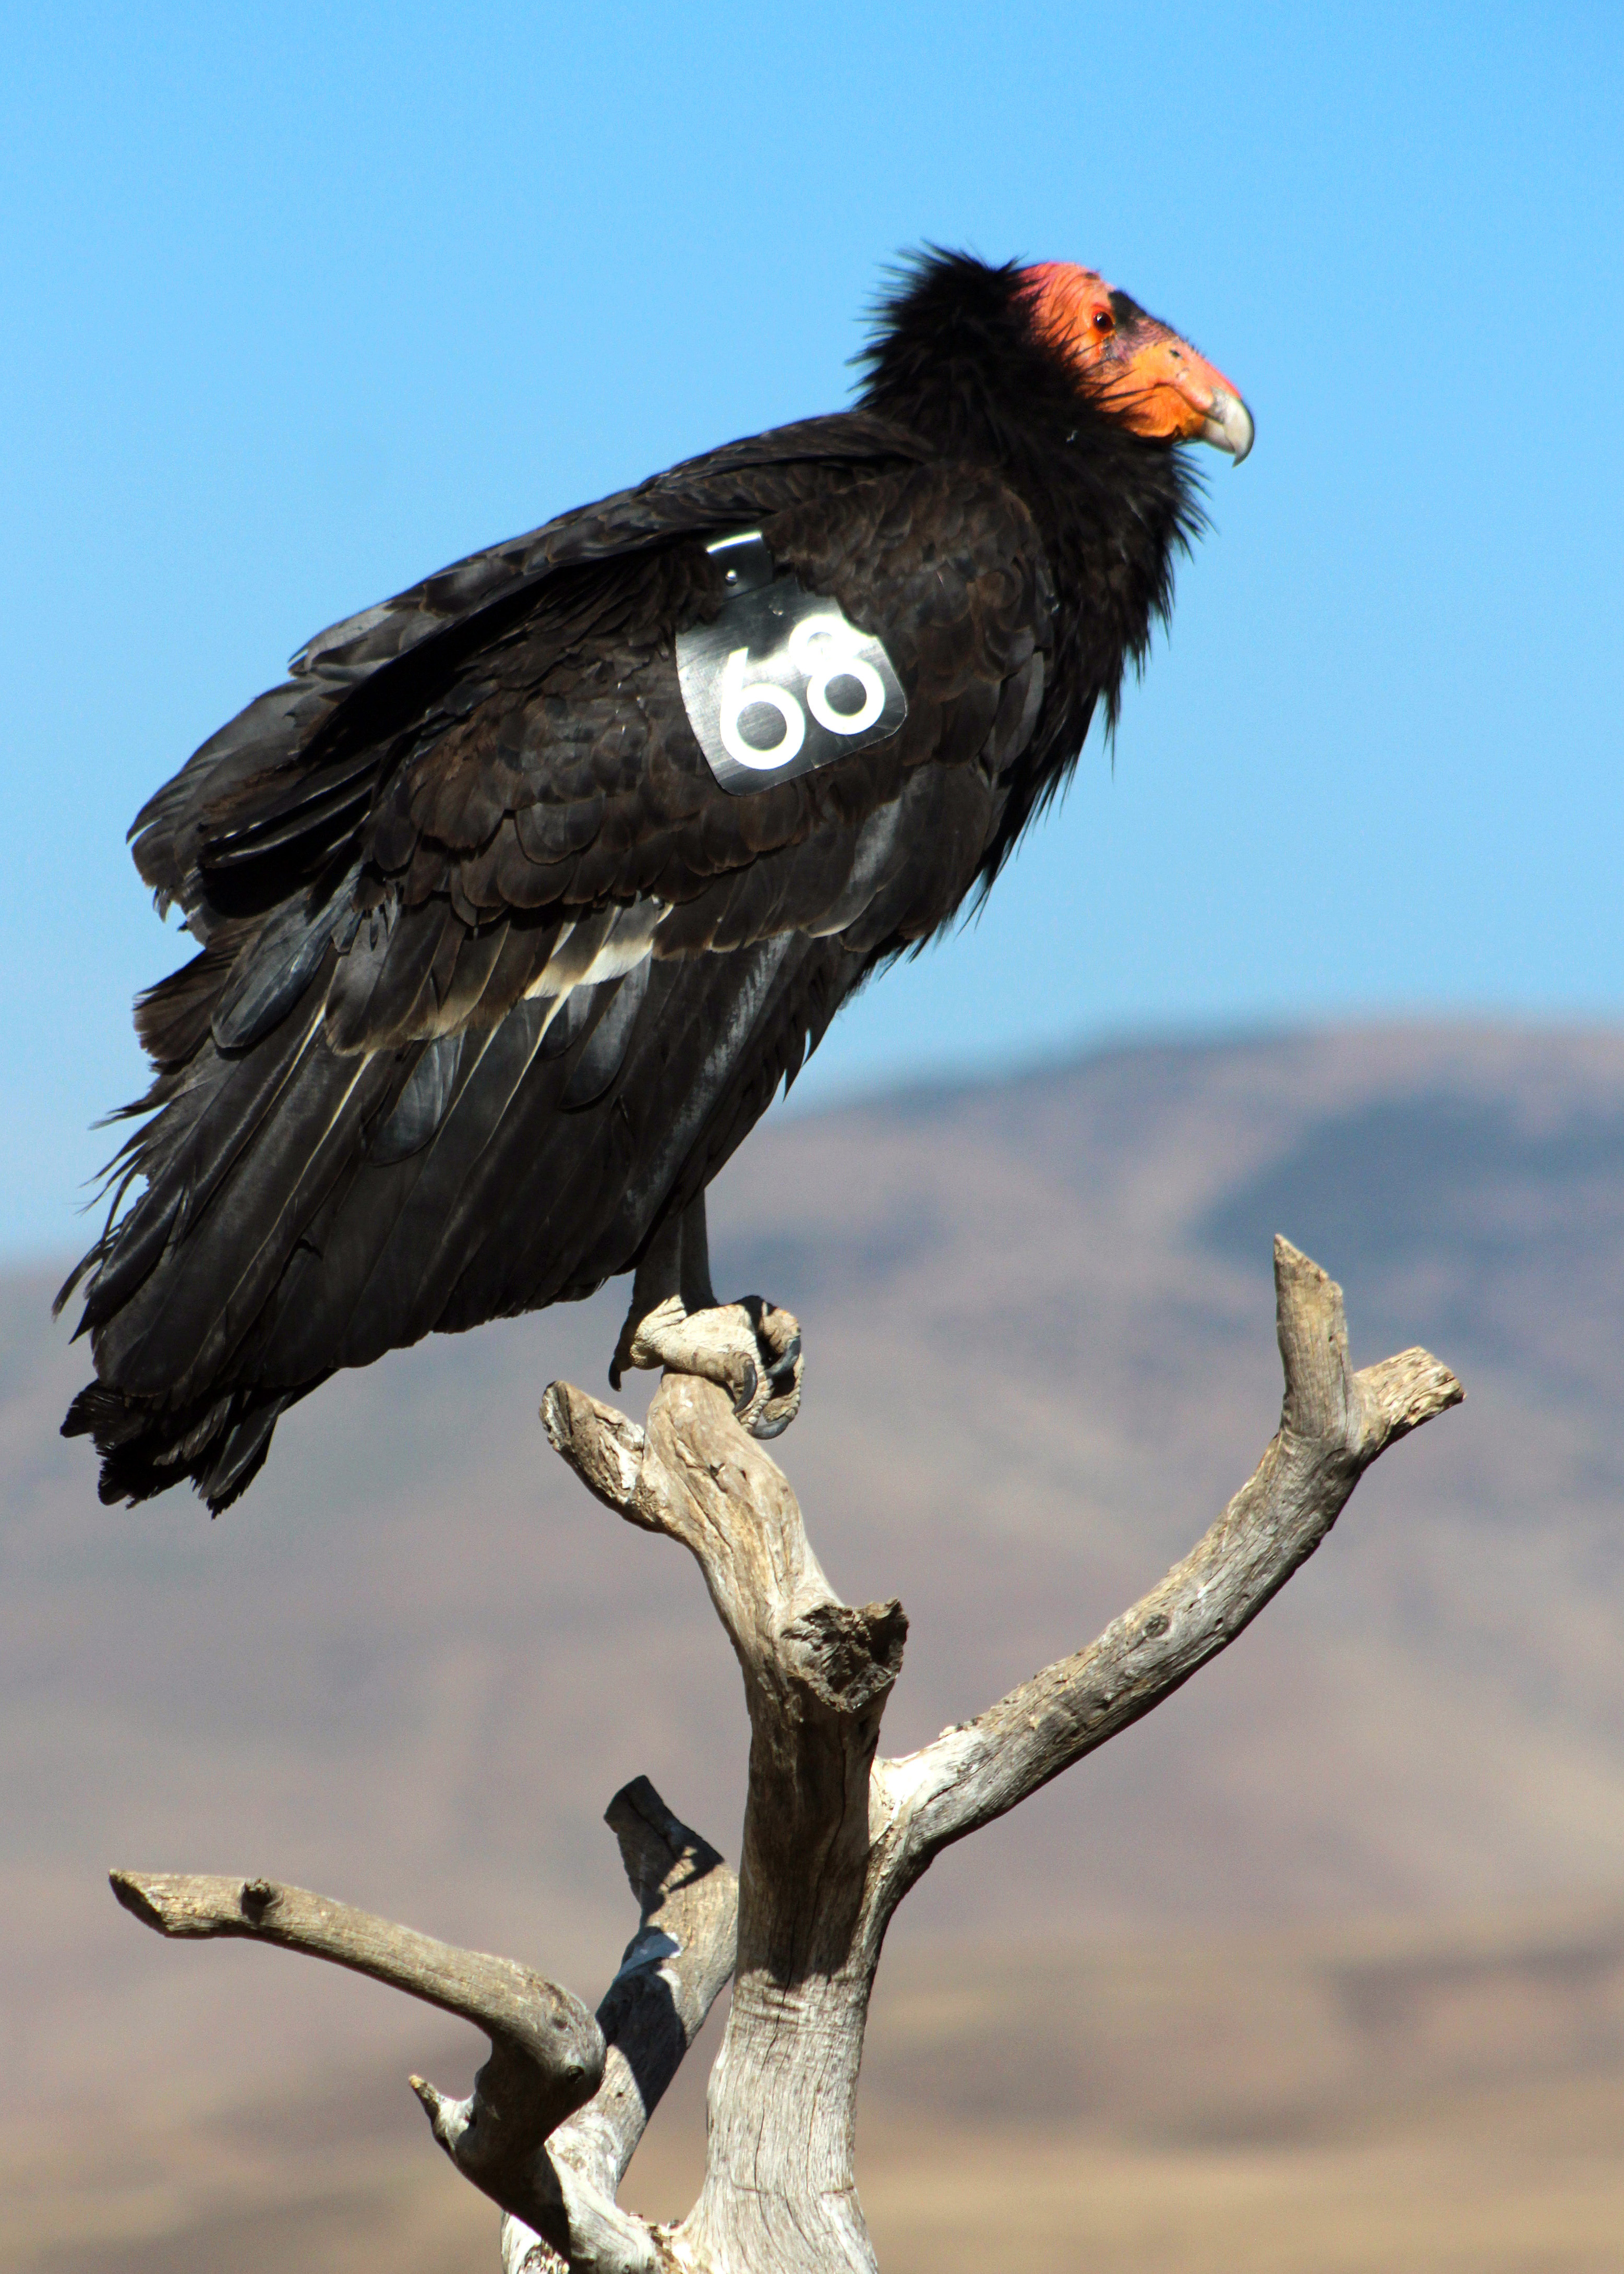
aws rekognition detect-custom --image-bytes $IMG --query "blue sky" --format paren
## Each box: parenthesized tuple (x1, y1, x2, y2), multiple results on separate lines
(3, 1, 1620, 1263)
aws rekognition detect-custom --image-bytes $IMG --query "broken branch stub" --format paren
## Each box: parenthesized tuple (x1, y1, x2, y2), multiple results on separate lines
(500, 1778, 740, 2273)
(557, 1777, 740, 2192)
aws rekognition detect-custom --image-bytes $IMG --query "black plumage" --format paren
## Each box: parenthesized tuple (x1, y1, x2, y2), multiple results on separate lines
(62, 250, 1248, 1509)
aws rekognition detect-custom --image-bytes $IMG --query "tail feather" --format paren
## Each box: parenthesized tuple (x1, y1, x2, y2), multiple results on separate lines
(62, 1379, 309, 1512)
(62, 921, 860, 1512)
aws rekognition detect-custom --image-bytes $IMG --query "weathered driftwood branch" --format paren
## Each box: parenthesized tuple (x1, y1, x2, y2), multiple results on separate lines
(113, 1777, 738, 2272)
(545, 1368, 910, 2271)
(540, 1235, 1462, 2273)
(868, 1236, 1465, 1888)
(114, 1238, 1461, 2273)
(110, 1870, 603, 2125)
(112, 1866, 605, 2241)
(502, 1778, 740, 2274)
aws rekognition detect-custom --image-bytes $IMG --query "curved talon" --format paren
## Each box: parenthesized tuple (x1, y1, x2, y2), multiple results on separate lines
(739, 1300, 803, 1440)
(610, 1291, 803, 1437)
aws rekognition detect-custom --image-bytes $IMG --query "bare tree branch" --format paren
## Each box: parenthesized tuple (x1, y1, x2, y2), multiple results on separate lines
(501, 1777, 742, 2271)
(870, 1238, 1464, 1883)
(579, 1777, 739, 2187)
(546, 1369, 910, 2274)
(112, 1868, 608, 2245)
(541, 1378, 906, 1712)
(110, 1870, 602, 2102)
(113, 1785, 739, 2274)
(114, 1239, 1463, 2274)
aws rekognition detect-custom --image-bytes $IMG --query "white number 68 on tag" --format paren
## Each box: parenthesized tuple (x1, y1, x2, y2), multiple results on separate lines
(719, 615, 888, 771)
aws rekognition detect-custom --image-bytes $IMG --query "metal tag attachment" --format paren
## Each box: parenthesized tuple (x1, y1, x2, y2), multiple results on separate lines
(677, 532, 908, 795)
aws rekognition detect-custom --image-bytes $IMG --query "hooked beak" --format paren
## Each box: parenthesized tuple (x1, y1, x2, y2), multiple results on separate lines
(1108, 325, 1256, 464)
(1162, 352, 1254, 464)
(1197, 386, 1254, 464)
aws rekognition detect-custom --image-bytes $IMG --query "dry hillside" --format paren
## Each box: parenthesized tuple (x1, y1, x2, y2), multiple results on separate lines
(4, 1022, 1623, 2269)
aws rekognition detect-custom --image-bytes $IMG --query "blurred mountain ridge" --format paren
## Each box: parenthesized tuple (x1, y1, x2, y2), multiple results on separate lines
(5, 1020, 1623, 2269)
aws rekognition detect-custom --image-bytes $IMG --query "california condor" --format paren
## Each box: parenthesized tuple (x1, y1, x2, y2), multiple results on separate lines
(61, 252, 1252, 1510)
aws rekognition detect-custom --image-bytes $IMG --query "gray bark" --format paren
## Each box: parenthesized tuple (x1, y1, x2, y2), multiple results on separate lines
(113, 1237, 1462, 2272)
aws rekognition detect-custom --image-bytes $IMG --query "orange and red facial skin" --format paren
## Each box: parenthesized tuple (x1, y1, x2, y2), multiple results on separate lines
(1020, 261, 1243, 445)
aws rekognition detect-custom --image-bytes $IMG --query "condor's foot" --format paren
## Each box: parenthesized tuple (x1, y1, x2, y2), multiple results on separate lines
(609, 1293, 802, 1439)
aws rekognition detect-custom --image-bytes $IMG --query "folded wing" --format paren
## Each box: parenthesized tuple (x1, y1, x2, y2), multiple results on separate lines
(64, 438, 1056, 1509)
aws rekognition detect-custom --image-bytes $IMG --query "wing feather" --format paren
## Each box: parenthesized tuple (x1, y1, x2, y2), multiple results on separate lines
(67, 447, 1058, 1506)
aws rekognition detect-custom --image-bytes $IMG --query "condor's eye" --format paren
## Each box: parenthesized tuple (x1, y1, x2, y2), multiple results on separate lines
(1091, 309, 1115, 334)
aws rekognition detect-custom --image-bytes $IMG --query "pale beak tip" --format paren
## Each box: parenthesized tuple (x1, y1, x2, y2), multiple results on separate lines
(1202, 390, 1255, 465)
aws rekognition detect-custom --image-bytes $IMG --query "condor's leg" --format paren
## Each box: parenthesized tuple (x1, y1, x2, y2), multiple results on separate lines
(609, 1191, 802, 1438)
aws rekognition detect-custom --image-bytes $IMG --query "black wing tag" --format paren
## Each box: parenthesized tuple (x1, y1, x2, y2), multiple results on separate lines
(677, 531, 908, 795)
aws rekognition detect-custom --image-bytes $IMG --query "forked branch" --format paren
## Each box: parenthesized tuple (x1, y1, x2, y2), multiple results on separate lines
(114, 1778, 738, 2272)
(114, 1238, 1462, 2274)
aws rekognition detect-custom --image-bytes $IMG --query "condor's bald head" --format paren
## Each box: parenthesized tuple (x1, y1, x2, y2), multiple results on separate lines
(1021, 262, 1254, 462)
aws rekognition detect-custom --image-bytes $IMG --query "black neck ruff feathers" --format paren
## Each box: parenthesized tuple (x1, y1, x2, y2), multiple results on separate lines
(860, 250, 1205, 887)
